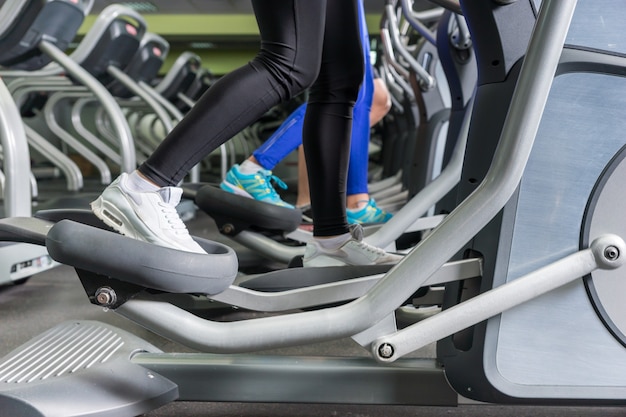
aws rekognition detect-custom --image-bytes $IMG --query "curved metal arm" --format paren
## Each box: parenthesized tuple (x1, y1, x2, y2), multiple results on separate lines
(43, 91, 111, 184)
(382, 54, 416, 102)
(399, 0, 438, 46)
(365, 94, 474, 248)
(450, 14, 472, 50)
(429, 0, 462, 15)
(39, 40, 137, 173)
(0, 78, 32, 216)
(373, 234, 626, 362)
(379, 61, 407, 111)
(385, 3, 436, 90)
(380, 26, 410, 79)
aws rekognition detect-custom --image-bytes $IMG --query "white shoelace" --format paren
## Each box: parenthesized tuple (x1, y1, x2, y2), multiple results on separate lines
(158, 202, 190, 235)
(352, 240, 389, 256)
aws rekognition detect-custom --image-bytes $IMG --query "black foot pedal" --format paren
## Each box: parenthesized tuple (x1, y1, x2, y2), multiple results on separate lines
(0, 321, 177, 417)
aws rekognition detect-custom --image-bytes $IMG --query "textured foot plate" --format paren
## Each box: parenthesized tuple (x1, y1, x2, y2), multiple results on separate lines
(0, 320, 177, 417)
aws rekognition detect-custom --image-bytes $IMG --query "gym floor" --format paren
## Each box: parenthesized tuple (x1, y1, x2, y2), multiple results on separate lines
(1, 209, 625, 417)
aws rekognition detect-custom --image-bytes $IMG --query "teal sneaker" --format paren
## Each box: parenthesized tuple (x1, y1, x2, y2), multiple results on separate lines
(220, 164, 295, 209)
(346, 198, 392, 224)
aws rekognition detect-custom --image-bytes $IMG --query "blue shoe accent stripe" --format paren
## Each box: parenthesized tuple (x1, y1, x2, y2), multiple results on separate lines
(221, 165, 294, 209)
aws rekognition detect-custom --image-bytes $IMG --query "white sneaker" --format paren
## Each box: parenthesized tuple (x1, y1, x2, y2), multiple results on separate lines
(91, 173, 206, 254)
(303, 225, 403, 267)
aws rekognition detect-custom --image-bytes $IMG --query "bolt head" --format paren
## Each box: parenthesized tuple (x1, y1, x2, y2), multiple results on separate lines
(95, 287, 116, 307)
(604, 246, 620, 261)
(378, 343, 395, 359)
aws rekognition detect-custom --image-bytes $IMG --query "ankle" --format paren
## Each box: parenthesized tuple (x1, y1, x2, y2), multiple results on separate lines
(239, 159, 264, 175)
(314, 232, 351, 250)
(127, 171, 159, 192)
(347, 194, 370, 210)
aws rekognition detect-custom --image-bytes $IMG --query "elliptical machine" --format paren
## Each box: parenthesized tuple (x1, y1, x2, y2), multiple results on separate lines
(1, 1, 626, 416)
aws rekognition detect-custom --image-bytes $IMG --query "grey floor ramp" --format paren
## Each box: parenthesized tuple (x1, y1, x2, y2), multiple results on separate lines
(0, 320, 178, 417)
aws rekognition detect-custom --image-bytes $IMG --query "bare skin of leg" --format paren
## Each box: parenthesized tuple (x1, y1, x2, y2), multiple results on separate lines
(296, 145, 311, 208)
(370, 78, 392, 126)
(248, 155, 261, 166)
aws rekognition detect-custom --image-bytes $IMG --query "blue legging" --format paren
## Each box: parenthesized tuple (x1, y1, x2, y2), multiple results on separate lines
(253, 0, 372, 196)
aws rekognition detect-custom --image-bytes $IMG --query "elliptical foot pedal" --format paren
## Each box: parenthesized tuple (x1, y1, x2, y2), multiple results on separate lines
(0, 320, 177, 417)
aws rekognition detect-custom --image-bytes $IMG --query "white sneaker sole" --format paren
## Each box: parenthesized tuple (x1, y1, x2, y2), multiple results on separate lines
(91, 195, 145, 241)
(220, 181, 253, 199)
(303, 256, 349, 267)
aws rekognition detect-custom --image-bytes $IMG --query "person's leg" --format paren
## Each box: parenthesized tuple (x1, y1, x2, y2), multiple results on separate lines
(342, 0, 392, 225)
(139, 1, 324, 186)
(296, 145, 310, 208)
(302, 0, 362, 238)
(345, 0, 373, 201)
(252, 103, 307, 170)
(369, 77, 392, 126)
(228, 0, 390, 216)
(301, 0, 402, 266)
(345, 77, 393, 224)
(92, 0, 327, 252)
(219, 103, 309, 208)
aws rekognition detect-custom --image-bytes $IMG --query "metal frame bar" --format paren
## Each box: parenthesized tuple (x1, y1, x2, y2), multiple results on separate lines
(43, 91, 112, 184)
(373, 234, 625, 361)
(38, 40, 136, 173)
(365, 95, 472, 248)
(0, 78, 32, 216)
(210, 258, 481, 312)
(71, 96, 122, 166)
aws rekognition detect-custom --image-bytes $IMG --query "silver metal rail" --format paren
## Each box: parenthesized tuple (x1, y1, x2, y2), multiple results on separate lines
(0, 78, 32, 216)
(385, 3, 437, 90)
(39, 40, 136, 173)
(399, 0, 439, 45)
(429, 0, 462, 15)
(107, 65, 174, 133)
(71, 96, 122, 166)
(43, 91, 112, 184)
(372, 234, 626, 362)
(365, 94, 473, 248)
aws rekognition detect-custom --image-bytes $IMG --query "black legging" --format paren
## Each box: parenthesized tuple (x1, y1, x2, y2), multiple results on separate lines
(139, 0, 363, 237)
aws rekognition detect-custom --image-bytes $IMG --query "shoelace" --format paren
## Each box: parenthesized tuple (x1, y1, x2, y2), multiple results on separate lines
(348, 224, 392, 257)
(349, 223, 365, 240)
(158, 202, 190, 236)
(259, 169, 288, 195)
(353, 240, 390, 256)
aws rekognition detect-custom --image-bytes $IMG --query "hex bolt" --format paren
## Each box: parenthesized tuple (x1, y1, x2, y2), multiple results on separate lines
(378, 343, 395, 359)
(95, 287, 117, 307)
(604, 245, 620, 261)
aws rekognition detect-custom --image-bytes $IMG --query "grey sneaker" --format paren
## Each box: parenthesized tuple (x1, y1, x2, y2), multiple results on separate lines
(90, 173, 206, 254)
(303, 225, 403, 267)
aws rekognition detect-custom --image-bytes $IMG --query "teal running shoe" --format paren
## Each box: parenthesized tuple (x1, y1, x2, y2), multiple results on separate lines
(220, 164, 295, 209)
(346, 198, 392, 224)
